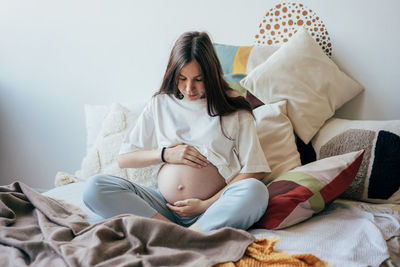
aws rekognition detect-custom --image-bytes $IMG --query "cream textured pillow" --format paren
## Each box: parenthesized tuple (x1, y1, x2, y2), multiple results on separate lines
(253, 100, 301, 184)
(85, 104, 110, 153)
(240, 27, 364, 144)
(76, 103, 158, 188)
(84, 101, 147, 153)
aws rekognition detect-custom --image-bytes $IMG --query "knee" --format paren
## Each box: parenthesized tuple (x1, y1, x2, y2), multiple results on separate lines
(84, 174, 108, 191)
(82, 174, 109, 205)
(246, 178, 269, 196)
(236, 178, 269, 210)
(199, 178, 269, 231)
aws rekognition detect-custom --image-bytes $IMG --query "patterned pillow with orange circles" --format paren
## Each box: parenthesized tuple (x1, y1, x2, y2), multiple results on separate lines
(214, 1, 333, 109)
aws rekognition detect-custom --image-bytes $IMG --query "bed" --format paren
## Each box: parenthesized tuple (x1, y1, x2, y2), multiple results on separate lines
(2, 3, 400, 267)
(38, 181, 400, 266)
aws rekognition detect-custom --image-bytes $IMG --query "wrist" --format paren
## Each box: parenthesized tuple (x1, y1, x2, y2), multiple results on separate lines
(203, 197, 215, 209)
(161, 147, 167, 163)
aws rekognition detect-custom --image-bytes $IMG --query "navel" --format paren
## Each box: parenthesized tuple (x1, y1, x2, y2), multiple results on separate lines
(177, 184, 184, 190)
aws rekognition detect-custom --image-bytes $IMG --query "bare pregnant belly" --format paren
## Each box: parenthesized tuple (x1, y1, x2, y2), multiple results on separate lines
(157, 164, 226, 204)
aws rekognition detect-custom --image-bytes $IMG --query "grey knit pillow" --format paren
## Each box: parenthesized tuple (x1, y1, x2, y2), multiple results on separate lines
(312, 118, 400, 204)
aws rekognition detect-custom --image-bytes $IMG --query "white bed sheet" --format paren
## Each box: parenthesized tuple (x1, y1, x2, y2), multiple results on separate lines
(43, 182, 103, 225)
(250, 203, 400, 267)
(43, 182, 400, 267)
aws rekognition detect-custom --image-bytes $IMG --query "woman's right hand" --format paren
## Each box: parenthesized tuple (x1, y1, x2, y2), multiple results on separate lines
(163, 144, 210, 168)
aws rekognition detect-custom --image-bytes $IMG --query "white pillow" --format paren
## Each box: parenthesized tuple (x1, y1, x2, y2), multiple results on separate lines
(84, 101, 148, 153)
(240, 27, 364, 144)
(253, 100, 301, 183)
(77, 103, 158, 188)
(85, 104, 109, 153)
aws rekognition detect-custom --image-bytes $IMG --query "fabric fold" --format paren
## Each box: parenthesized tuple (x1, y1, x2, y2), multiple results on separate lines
(0, 181, 254, 267)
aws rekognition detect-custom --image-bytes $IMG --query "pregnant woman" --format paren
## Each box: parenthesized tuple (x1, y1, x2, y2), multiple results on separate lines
(83, 31, 271, 232)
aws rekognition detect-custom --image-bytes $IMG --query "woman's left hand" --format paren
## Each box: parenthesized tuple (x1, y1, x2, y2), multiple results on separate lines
(166, 198, 210, 217)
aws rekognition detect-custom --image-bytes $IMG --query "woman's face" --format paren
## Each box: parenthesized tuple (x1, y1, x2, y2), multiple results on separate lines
(177, 61, 206, 101)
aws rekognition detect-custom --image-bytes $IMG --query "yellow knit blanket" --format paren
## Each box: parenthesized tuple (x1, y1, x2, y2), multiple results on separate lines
(216, 237, 329, 267)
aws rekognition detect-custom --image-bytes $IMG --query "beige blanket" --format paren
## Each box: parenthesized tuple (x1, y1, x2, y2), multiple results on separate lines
(0, 182, 254, 266)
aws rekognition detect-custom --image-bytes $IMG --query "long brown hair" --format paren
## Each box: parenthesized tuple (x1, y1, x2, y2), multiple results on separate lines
(156, 31, 252, 117)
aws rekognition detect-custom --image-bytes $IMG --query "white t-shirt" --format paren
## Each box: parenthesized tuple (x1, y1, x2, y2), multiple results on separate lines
(119, 94, 270, 183)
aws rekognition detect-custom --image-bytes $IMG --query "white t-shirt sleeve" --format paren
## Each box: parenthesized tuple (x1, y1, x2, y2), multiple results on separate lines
(119, 100, 157, 155)
(237, 112, 271, 174)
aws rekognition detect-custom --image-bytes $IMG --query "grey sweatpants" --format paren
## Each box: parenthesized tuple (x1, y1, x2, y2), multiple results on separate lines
(83, 174, 269, 232)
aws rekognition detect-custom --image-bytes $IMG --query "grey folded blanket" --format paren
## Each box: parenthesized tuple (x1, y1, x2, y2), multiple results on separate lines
(0, 182, 254, 267)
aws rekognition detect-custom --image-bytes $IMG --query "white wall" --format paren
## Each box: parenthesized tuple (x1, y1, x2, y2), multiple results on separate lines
(1, 0, 399, 189)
